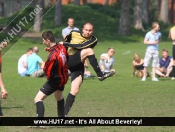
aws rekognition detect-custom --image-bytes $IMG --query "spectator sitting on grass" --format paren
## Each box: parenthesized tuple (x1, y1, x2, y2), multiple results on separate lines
(132, 53, 145, 78)
(156, 49, 173, 77)
(26, 46, 45, 77)
(99, 47, 115, 75)
(18, 48, 33, 77)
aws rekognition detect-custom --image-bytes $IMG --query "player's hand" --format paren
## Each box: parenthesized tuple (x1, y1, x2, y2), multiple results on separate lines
(1, 41, 7, 47)
(59, 41, 63, 44)
(0, 41, 7, 50)
(44, 47, 50, 52)
(1, 89, 8, 99)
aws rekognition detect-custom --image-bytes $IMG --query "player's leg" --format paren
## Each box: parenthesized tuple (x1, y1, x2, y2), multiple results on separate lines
(64, 74, 83, 116)
(34, 91, 47, 117)
(54, 87, 65, 117)
(34, 81, 56, 117)
(81, 48, 113, 81)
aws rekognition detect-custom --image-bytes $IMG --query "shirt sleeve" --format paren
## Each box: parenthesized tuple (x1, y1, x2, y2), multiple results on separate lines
(62, 28, 67, 37)
(164, 56, 171, 68)
(63, 36, 97, 49)
(100, 53, 106, 57)
(43, 55, 55, 79)
(37, 56, 42, 63)
(145, 32, 150, 40)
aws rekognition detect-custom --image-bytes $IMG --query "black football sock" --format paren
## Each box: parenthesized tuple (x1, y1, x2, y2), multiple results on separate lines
(87, 55, 103, 77)
(57, 98, 65, 117)
(36, 101, 44, 117)
(0, 105, 3, 116)
(172, 66, 175, 77)
(64, 93, 75, 116)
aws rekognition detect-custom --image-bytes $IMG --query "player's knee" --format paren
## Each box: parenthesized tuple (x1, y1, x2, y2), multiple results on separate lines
(34, 96, 41, 103)
(83, 48, 94, 55)
(71, 87, 79, 96)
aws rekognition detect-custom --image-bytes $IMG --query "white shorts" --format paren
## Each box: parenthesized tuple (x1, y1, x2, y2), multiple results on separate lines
(143, 49, 159, 68)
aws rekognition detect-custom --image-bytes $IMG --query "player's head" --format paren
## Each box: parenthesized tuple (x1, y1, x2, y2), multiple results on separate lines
(134, 53, 141, 62)
(107, 47, 115, 57)
(42, 31, 55, 47)
(26, 48, 33, 56)
(82, 22, 94, 38)
(68, 18, 74, 27)
(162, 49, 169, 58)
(152, 22, 160, 32)
(33, 46, 39, 54)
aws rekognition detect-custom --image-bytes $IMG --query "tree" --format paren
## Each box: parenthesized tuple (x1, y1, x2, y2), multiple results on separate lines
(133, 0, 145, 31)
(74, 0, 80, 5)
(54, 0, 62, 25)
(142, 0, 148, 24)
(169, 0, 175, 23)
(33, 0, 44, 32)
(105, 0, 109, 6)
(44, 0, 52, 7)
(159, 0, 169, 24)
(89, 0, 92, 3)
(82, 0, 87, 4)
(118, 0, 130, 36)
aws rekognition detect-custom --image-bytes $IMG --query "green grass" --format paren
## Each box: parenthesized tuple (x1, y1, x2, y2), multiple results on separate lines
(0, 3, 175, 132)
(0, 37, 175, 132)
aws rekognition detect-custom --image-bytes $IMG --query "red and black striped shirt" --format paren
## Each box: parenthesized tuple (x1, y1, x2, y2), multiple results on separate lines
(43, 44, 69, 87)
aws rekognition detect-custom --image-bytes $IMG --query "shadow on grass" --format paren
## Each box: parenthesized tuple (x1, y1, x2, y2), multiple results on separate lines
(2, 106, 23, 109)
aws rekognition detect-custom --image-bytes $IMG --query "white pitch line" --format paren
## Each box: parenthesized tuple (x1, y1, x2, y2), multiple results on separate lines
(122, 51, 131, 55)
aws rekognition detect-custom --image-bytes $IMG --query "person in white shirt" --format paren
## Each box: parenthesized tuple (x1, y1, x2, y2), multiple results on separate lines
(99, 47, 115, 75)
(18, 48, 33, 76)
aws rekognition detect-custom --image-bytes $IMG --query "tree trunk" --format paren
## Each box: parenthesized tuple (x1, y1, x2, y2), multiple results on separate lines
(33, 0, 44, 32)
(89, 0, 92, 3)
(142, 0, 148, 24)
(82, 0, 87, 4)
(44, 0, 52, 7)
(54, 0, 62, 25)
(118, 0, 130, 36)
(159, 0, 169, 24)
(74, 0, 80, 6)
(169, 0, 175, 23)
(105, 0, 109, 6)
(133, 0, 145, 31)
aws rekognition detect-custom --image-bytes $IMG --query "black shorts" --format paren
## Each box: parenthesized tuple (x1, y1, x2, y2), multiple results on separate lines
(68, 50, 84, 82)
(173, 45, 175, 60)
(40, 80, 64, 96)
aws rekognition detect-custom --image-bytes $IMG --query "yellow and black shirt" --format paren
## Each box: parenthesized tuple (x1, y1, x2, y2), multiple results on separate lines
(64, 30, 97, 55)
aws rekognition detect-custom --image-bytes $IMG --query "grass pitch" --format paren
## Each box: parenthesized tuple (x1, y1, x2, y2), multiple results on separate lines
(0, 37, 174, 132)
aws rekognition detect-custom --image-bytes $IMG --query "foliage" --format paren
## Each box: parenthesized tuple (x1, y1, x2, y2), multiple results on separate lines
(86, 3, 120, 18)
(0, 7, 34, 31)
(0, 3, 174, 42)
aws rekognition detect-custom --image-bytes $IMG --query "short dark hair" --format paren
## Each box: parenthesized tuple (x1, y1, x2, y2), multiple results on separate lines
(42, 31, 55, 43)
(27, 48, 33, 53)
